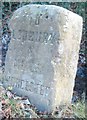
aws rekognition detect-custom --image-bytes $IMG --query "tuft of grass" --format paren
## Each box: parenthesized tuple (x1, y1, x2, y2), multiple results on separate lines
(72, 93, 85, 118)
(2, 93, 25, 118)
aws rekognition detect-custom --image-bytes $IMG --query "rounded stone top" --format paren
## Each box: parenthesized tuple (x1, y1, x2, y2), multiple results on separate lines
(9, 4, 83, 31)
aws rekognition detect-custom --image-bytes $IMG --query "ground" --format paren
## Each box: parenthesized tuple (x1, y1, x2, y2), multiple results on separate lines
(0, 80, 85, 119)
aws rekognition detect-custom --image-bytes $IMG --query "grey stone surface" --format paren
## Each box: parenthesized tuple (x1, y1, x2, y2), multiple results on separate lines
(2, 5, 83, 113)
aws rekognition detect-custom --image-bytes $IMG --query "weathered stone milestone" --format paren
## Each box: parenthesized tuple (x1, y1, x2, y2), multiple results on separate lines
(2, 5, 83, 113)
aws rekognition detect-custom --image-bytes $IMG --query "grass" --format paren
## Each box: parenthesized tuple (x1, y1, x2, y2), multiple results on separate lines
(72, 99, 85, 118)
(72, 92, 86, 118)
(0, 86, 86, 119)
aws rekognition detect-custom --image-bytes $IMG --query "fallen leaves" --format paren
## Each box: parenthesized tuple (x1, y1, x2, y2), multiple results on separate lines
(2, 106, 11, 119)
(0, 85, 40, 119)
(0, 85, 85, 119)
(6, 91, 13, 99)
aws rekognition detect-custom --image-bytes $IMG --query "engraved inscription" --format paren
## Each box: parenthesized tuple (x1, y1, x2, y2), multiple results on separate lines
(6, 76, 51, 98)
(13, 30, 59, 44)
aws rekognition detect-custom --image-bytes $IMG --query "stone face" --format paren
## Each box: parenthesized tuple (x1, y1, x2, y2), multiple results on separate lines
(2, 5, 83, 113)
